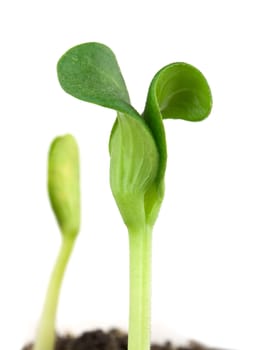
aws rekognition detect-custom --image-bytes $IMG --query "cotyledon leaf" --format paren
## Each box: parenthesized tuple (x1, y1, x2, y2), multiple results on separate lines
(57, 42, 139, 118)
(143, 62, 213, 187)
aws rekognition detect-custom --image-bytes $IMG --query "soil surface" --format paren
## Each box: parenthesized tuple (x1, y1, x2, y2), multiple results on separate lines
(22, 328, 215, 350)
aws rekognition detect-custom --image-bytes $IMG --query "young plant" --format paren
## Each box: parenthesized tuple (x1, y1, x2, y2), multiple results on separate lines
(57, 43, 212, 350)
(33, 134, 80, 350)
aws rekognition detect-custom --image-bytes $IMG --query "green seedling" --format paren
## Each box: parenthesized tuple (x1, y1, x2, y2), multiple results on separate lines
(33, 134, 80, 350)
(57, 43, 212, 350)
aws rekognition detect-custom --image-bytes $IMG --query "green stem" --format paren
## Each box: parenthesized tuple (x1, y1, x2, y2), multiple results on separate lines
(128, 225, 153, 350)
(33, 237, 75, 350)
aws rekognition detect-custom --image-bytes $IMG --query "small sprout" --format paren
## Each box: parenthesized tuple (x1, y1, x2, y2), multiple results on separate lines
(57, 43, 212, 350)
(48, 134, 80, 239)
(33, 134, 80, 350)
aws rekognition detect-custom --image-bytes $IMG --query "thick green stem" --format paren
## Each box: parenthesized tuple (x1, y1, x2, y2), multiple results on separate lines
(128, 225, 153, 350)
(33, 237, 75, 350)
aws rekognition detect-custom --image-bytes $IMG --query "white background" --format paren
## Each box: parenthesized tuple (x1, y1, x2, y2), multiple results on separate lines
(1, 1, 265, 349)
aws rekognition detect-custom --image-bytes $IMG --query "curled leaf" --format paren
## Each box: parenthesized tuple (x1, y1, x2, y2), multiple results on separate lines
(143, 62, 212, 185)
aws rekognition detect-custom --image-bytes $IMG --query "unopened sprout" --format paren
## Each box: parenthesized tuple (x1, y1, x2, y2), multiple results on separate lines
(33, 134, 80, 350)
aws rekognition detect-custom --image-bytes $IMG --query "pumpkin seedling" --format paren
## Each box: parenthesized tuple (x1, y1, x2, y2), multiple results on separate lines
(33, 134, 80, 350)
(57, 42, 212, 350)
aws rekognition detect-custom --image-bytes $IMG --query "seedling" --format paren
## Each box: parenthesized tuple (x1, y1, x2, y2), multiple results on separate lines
(33, 134, 80, 350)
(57, 42, 212, 350)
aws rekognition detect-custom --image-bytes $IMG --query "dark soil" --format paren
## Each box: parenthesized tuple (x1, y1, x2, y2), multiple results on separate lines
(22, 328, 219, 350)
